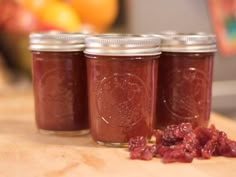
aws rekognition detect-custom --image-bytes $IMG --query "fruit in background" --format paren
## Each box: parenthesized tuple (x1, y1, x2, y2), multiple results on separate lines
(3, 6, 39, 33)
(16, 0, 80, 32)
(17, 0, 58, 17)
(0, 0, 80, 77)
(0, 0, 15, 28)
(39, 1, 80, 32)
(0, 1, 36, 76)
(70, 0, 118, 32)
(0, 1, 61, 33)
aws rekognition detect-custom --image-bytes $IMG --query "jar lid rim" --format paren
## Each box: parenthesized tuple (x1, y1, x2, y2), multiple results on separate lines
(29, 32, 86, 51)
(84, 34, 161, 56)
(158, 32, 217, 52)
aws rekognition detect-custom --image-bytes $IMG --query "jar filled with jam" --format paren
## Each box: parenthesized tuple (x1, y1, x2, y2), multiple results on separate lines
(29, 32, 89, 135)
(85, 34, 161, 146)
(157, 33, 217, 129)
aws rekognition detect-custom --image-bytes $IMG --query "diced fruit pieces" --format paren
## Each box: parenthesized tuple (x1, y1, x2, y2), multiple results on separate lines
(128, 123, 236, 163)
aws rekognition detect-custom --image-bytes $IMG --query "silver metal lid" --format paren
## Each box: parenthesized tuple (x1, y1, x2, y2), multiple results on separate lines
(84, 34, 161, 56)
(160, 33, 217, 53)
(29, 32, 85, 52)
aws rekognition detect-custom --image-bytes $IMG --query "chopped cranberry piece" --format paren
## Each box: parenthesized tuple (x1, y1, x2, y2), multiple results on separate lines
(221, 140, 236, 157)
(194, 127, 212, 147)
(153, 129, 163, 144)
(174, 122, 193, 139)
(202, 139, 217, 159)
(156, 145, 171, 157)
(183, 132, 201, 157)
(162, 125, 179, 145)
(128, 136, 146, 151)
(149, 145, 157, 155)
(130, 145, 153, 160)
(130, 146, 146, 159)
(162, 145, 194, 163)
(209, 124, 217, 132)
(141, 147, 154, 160)
(215, 131, 229, 155)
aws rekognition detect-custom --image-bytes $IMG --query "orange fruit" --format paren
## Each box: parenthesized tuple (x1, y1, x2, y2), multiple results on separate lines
(70, 0, 118, 32)
(17, 0, 58, 17)
(39, 1, 80, 32)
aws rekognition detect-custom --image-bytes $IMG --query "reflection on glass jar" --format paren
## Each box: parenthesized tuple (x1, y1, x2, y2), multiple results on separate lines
(157, 33, 216, 129)
(30, 32, 89, 136)
(85, 34, 161, 146)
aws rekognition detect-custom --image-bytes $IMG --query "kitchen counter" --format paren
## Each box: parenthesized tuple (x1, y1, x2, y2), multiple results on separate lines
(0, 89, 236, 177)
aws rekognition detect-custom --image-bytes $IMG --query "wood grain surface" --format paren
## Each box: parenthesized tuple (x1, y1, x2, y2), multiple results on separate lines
(0, 89, 236, 177)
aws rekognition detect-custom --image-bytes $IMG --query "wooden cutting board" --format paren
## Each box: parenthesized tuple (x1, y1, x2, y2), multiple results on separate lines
(0, 89, 236, 177)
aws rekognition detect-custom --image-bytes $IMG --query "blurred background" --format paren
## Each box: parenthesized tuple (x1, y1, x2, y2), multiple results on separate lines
(0, 0, 236, 120)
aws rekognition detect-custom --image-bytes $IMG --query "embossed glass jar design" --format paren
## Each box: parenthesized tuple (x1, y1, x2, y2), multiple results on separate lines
(157, 33, 217, 129)
(29, 32, 88, 135)
(85, 34, 161, 146)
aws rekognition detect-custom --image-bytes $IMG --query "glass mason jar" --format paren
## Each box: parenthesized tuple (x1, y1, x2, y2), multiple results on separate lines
(157, 33, 217, 129)
(29, 32, 89, 135)
(85, 34, 161, 146)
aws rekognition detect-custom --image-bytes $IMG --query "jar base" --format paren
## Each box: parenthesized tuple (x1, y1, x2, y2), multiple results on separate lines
(96, 137, 153, 147)
(38, 129, 89, 136)
(96, 141, 128, 148)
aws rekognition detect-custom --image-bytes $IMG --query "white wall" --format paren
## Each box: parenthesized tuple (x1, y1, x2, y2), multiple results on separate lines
(127, 0, 212, 33)
(126, 0, 236, 81)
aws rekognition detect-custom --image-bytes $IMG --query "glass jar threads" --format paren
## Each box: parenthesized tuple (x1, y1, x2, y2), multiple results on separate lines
(85, 34, 161, 146)
(29, 32, 89, 135)
(157, 33, 217, 129)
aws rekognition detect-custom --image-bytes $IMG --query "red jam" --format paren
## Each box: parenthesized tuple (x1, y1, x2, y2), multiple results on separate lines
(156, 34, 216, 129)
(86, 55, 158, 143)
(85, 34, 161, 145)
(157, 52, 214, 129)
(30, 33, 88, 135)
